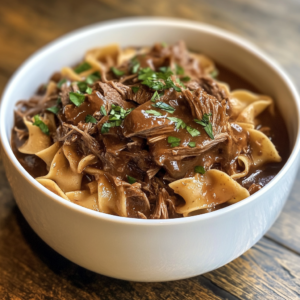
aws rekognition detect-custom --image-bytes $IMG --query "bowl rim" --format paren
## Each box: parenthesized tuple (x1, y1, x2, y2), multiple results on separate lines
(1, 17, 299, 226)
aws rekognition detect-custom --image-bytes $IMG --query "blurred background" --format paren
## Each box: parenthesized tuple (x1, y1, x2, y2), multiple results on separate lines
(0, 0, 299, 95)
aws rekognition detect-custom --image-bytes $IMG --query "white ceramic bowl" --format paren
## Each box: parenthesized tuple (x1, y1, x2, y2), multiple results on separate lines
(1, 18, 299, 282)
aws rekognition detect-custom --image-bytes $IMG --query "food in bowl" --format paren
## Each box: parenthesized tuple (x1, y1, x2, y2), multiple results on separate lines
(12, 41, 289, 219)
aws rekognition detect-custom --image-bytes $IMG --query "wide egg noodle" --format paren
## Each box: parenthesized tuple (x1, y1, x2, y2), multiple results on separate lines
(37, 146, 83, 193)
(66, 190, 99, 211)
(36, 142, 61, 170)
(239, 124, 281, 168)
(97, 173, 127, 217)
(231, 155, 251, 180)
(85, 44, 121, 73)
(36, 178, 69, 200)
(230, 90, 272, 124)
(63, 144, 82, 173)
(77, 154, 98, 173)
(169, 170, 249, 216)
(190, 53, 215, 74)
(18, 117, 52, 155)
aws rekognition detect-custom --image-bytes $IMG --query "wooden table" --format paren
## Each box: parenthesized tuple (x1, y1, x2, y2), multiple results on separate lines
(1, 0, 300, 298)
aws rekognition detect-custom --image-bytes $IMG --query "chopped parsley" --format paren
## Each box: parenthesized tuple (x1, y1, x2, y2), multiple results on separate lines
(194, 113, 214, 139)
(138, 67, 182, 92)
(180, 76, 191, 82)
(86, 87, 93, 94)
(101, 104, 133, 133)
(131, 86, 140, 94)
(100, 105, 107, 116)
(74, 62, 91, 74)
(186, 126, 200, 137)
(176, 64, 184, 75)
(152, 102, 175, 114)
(57, 97, 62, 104)
(161, 42, 168, 48)
(210, 69, 219, 79)
(188, 141, 196, 148)
(167, 136, 181, 148)
(131, 58, 140, 74)
(111, 67, 125, 77)
(86, 72, 101, 84)
(194, 166, 206, 174)
(144, 110, 162, 116)
(32, 115, 49, 135)
(57, 78, 67, 89)
(127, 175, 137, 184)
(85, 115, 97, 124)
(151, 91, 160, 102)
(167, 117, 186, 129)
(69, 92, 85, 107)
(46, 106, 60, 114)
(77, 81, 88, 93)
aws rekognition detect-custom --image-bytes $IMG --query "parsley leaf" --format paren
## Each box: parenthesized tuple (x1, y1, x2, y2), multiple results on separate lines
(127, 175, 137, 184)
(152, 102, 175, 114)
(210, 69, 219, 78)
(167, 136, 181, 148)
(151, 91, 160, 102)
(111, 67, 125, 77)
(85, 114, 97, 124)
(194, 113, 214, 139)
(180, 76, 191, 82)
(33, 115, 49, 135)
(86, 87, 93, 94)
(100, 105, 107, 116)
(77, 81, 88, 93)
(86, 72, 101, 84)
(188, 141, 196, 148)
(144, 110, 162, 116)
(74, 62, 91, 74)
(57, 97, 62, 104)
(46, 106, 60, 114)
(194, 166, 206, 174)
(167, 117, 186, 129)
(131, 86, 140, 94)
(186, 126, 200, 137)
(161, 42, 168, 48)
(57, 78, 67, 89)
(131, 58, 140, 74)
(69, 92, 85, 107)
(176, 64, 184, 75)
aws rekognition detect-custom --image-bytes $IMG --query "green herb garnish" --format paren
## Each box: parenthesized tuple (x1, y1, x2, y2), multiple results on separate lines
(144, 110, 162, 116)
(194, 113, 214, 139)
(100, 105, 107, 116)
(132, 86, 140, 94)
(127, 175, 137, 184)
(57, 79, 67, 89)
(85, 115, 97, 124)
(210, 69, 219, 79)
(151, 91, 160, 102)
(167, 136, 181, 148)
(46, 106, 60, 114)
(186, 126, 200, 137)
(57, 97, 62, 104)
(152, 102, 175, 114)
(74, 62, 91, 74)
(167, 117, 186, 129)
(111, 67, 125, 77)
(77, 81, 88, 93)
(86, 87, 93, 94)
(131, 58, 140, 74)
(69, 92, 85, 107)
(161, 42, 168, 48)
(194, 166, 206, 174)
(176, 64, 184, 75)
(180, 76, 191, 82)
(188, 141, 196, 148)
(86, 72, 101, 84)
(32, 115, 49, 135)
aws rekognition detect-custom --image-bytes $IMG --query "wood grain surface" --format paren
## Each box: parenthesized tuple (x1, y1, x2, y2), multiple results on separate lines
(0, 0, 300, 299)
